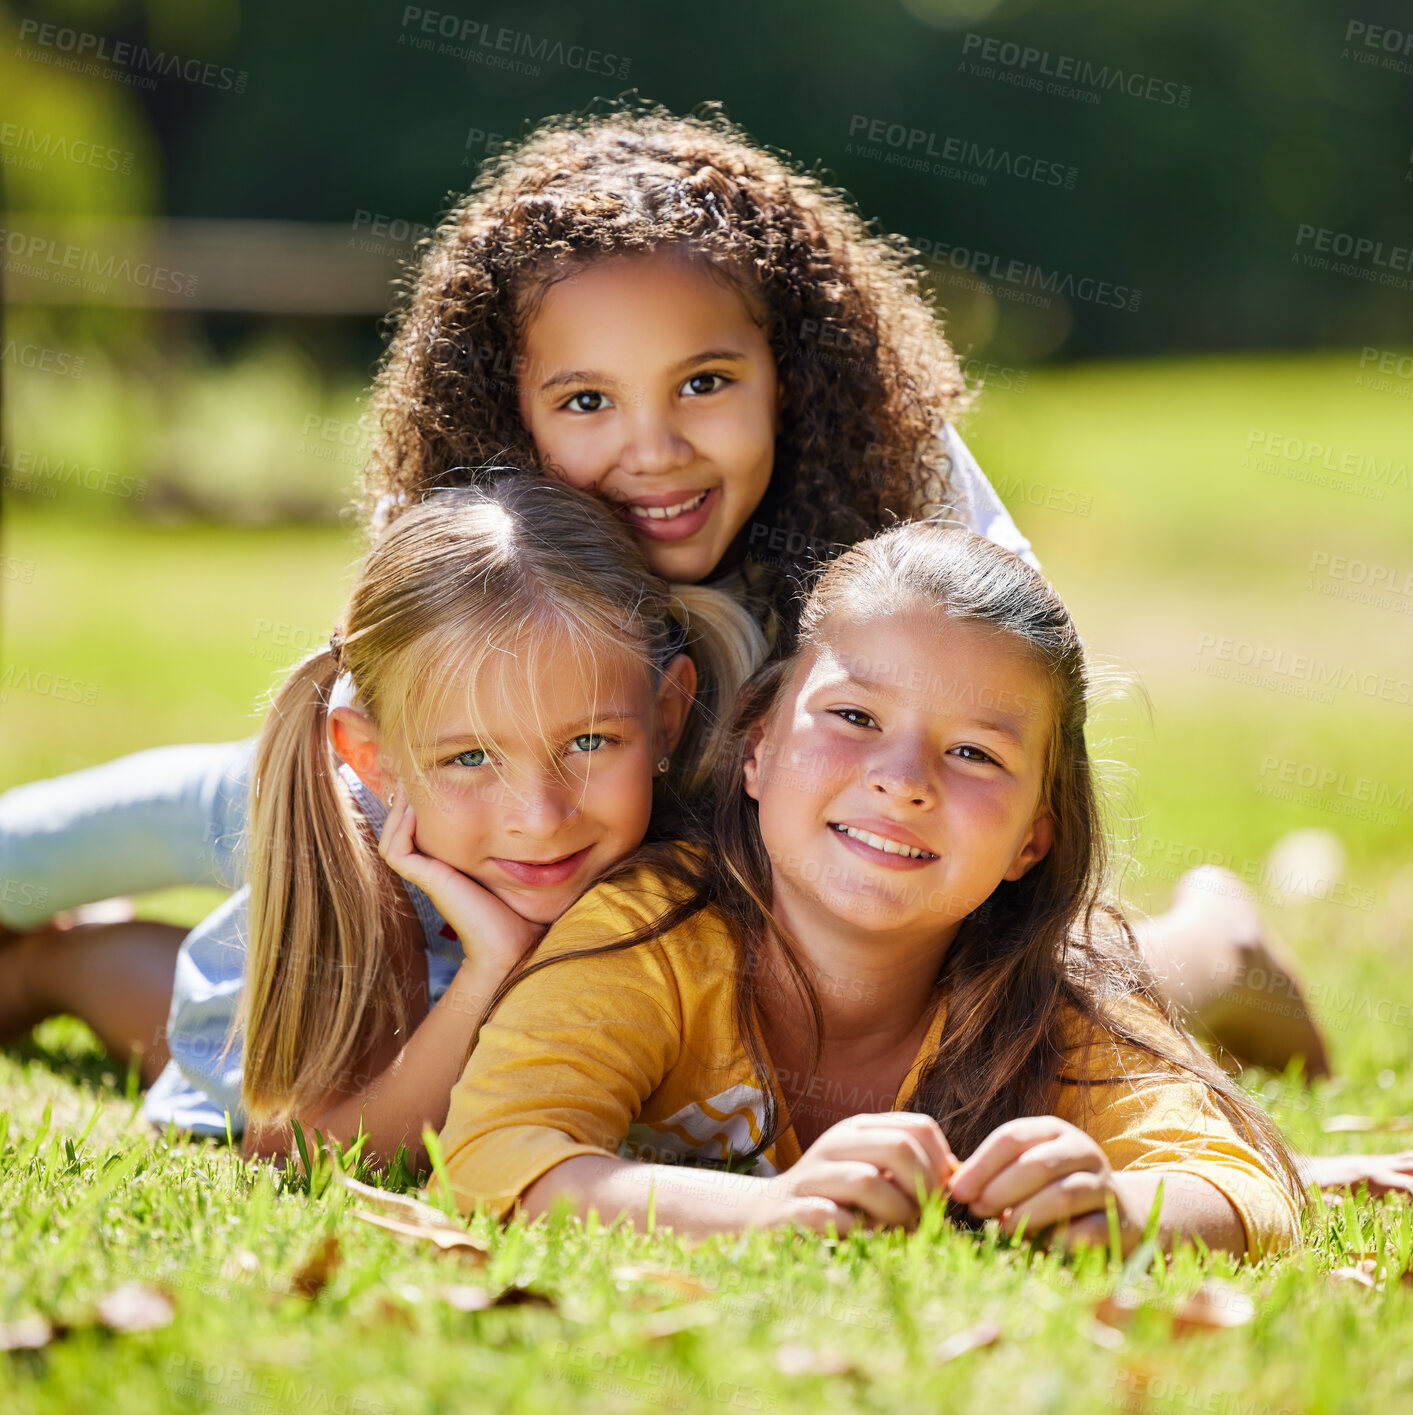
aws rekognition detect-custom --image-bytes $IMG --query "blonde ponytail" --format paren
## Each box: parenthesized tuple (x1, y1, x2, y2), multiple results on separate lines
(239, 648, 408, 1124)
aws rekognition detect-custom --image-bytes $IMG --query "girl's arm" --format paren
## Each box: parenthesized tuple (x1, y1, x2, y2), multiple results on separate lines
(522, 1113, 957, 1237)
(947, 1115, 1249, 1257)
(241, 954, 506, 1168)
(243, 793, 542, 1169)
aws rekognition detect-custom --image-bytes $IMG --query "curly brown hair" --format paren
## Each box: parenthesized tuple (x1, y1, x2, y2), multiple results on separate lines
(363, 100, 971, 628)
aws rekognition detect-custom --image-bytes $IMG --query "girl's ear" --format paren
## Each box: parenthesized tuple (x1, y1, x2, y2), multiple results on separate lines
(328, 707, 395, 803)
(653, 653, 698, 762)
(740, 717, 772, 802)
(1003, 808, 1054, 882)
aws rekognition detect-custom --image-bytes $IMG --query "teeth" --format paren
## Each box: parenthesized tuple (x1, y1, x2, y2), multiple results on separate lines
(831, 823, 936, 859)
(627, 490, 709, 521)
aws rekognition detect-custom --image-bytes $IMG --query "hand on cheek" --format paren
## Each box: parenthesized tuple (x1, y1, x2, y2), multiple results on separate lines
(948, 1116, 1126, 1247)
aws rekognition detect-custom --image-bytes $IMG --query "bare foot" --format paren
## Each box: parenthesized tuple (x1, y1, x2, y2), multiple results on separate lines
(1145, 865, 1331, 1078)
(1302, 1152, 1413, 1197)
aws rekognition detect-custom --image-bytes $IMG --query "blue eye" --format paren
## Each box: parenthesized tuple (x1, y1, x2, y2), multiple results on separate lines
(570, 733, 608, 753)
(450, 748, 488, 768)
(565, 390, 611, 413)
(681, 372, 727, 397)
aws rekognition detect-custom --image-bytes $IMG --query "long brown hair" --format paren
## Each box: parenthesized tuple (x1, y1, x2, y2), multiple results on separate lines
(239, 472, 765, 1124)
(492, 522, 1305, 1207)
(362, 100, 971, 632)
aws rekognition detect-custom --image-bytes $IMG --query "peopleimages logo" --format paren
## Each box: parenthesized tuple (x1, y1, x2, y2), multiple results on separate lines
(913, 235, 1142, 312)
(958, 33, 1191, 108)
(398, 8, 630, 79)
(845, 115, 1077, 190)
(15, 18, 248, 92)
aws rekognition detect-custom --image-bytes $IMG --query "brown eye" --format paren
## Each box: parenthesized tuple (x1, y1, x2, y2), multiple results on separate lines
(831, 708, 876, 729)
(681, 372, 727, 397)
(950, 744, 996, 764)
(565, 390, 610, 413)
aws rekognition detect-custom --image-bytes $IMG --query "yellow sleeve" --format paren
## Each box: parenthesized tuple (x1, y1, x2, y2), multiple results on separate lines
(433, 876, 686, 1220)
(1052, 998, 1303, 1259)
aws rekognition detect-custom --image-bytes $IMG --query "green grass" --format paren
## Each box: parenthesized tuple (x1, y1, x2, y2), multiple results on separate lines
(3, 348, 1413, 1411)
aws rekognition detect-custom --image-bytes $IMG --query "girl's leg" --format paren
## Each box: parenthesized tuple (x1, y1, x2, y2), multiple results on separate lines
(0, 740, 254, 929)
(1133, 865, 1331, 1078)
(0, 919, 184, 1086)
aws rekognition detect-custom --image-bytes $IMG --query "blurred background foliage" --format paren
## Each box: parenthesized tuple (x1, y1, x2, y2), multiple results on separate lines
(3, 0, 1412, 519)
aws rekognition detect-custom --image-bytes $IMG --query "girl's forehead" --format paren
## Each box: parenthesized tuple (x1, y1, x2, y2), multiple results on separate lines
(793, 611, 1052, 729)
(416, 635, 652, 740)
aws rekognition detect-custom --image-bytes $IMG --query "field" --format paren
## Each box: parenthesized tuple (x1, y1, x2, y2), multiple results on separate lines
(2, 349, 1411, 1412)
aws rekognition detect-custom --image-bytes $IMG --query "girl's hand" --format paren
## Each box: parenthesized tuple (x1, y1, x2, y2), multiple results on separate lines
(377, 789, 543, 981)
(769, 1113, 958, 1234)
(949, 1116, 1137, 1249)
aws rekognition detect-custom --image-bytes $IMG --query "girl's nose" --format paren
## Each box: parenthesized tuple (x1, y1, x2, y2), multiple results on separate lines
(864, 746, 936, 808)
(502, 771, 582, 835)
(617, 405, 693, 478)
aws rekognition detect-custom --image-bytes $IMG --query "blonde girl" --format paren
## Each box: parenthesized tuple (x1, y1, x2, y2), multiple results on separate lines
(437, 524, 1305, 1257)
(150, 472, 764, 1164)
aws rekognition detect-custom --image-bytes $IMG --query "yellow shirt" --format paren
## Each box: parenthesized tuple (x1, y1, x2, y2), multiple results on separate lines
(437, 862, 1301, 1258)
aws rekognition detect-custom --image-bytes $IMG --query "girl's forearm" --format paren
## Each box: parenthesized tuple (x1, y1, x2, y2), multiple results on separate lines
(245, 960, 498, 1168)
(520, 1153, 818, 1237)
(1112, 1170, 1247, 1257)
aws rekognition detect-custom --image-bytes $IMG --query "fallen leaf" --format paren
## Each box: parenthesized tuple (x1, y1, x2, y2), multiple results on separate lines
(1322, 1115, 1413, 1134)
(1169, 1281, 1255, 1334)
(1084, 1318, 1126, 1351)
(1330, 1259, 1381, 1290)
(1094, 1287, 1144, 1329)
(774, 1342, 858, 1377)
(349, 1208, 489, 1263)
(290, 1236, 341, 1299)
(334, 1172, 458, 1227)
(220, 1249, 260, 1280)
(442, 1285, 495, 1312)
(488, 1286, 556, 1309)
(95, 1284, 175, 1333)
(1095, 1281, 1254, 1337)
(612, 1265, 714, 1299)
(932, 1319, 1001, 1363)
(640, 1303, 719, 1340)
(0, 1315, 56, 1351)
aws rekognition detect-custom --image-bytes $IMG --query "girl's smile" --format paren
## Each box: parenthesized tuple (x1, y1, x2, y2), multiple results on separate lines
(517, 250, 779, 585)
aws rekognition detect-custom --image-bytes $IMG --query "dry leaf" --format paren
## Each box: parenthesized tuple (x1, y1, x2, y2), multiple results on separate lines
(1170, 1281, 1255, 1334)
(774, 1342, 858, 1377)
(1095, 1281, 1254, 1337)
(442, 1285, 495, 1312)
(1094, 1288, 1144, 1329)
(334, 1172, 457, 1227)
(1331, 1259, 1381, 1290)
(0, 1315, 56, 1351)
(1084, 1318, 1126, 1351)
(489, 1286, 556, 1309)
(1322, 1115, 1413, 1134)
(932, 1319, 1001, 1363)
(220, 1249, 260, 1280)
(640, 1303, 719, 1340)
(612, 1265, 714, 1299)
(290, 1236, 341, 1299)
(349, 1208, 489, 1263)
(95, 1284, 175, 1333)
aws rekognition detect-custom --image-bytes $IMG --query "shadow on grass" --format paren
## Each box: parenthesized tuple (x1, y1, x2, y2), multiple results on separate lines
(3, 1015, 133, 1097)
